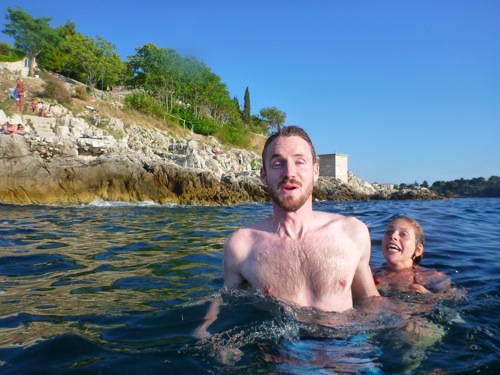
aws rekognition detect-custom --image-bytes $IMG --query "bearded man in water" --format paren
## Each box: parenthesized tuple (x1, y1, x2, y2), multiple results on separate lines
(194, 125, 379, 338)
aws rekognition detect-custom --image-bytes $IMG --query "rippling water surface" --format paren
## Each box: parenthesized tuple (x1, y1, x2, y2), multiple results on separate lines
(0, 198, 498, 374)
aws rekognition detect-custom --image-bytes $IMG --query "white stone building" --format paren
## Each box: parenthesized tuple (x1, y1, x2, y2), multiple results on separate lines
(318, 153, 348, 183)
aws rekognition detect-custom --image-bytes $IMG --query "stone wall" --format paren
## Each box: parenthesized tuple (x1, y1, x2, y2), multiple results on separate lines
(0, 59, 30, 77)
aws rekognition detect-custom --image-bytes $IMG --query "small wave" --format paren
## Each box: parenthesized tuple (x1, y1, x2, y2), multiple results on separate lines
(83, 197, 159, 207)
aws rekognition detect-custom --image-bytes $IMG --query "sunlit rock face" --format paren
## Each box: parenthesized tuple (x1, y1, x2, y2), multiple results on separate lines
(0, 107, 438, 205)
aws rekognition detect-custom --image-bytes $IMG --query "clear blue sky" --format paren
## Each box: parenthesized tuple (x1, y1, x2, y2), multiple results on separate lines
(2, 1, 499, 184)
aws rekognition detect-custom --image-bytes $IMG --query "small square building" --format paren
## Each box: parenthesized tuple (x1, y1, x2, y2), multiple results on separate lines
(318, 153, 348, 183)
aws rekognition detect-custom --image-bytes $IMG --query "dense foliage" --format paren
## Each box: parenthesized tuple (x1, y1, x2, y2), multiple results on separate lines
(430, 176, 500, 197)
(260, 106, 286, 132)
(3, 6, 60, 75)
(2, 6, 286, 147)
(126, 42, 242, 136)
(37, 20, 76, 74)
(0, 45, 25, 62)
(62, 34, 123, 92)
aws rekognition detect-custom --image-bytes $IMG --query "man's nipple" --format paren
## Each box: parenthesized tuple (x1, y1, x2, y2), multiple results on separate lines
(266, 287, 274, 296)
(340, 279, 346, 287)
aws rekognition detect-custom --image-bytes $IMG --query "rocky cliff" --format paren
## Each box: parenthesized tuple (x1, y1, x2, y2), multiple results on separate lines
(0, 68, 439, 206)
(0, 120, 439, 205)
(0, 114, 266, 205)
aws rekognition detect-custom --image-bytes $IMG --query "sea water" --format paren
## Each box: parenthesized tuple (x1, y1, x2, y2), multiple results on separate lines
(0, 198, 498, 374)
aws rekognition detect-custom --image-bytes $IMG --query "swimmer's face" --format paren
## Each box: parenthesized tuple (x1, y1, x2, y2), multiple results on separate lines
(260, 135, 319, 212)
(382, 219, 424, 270)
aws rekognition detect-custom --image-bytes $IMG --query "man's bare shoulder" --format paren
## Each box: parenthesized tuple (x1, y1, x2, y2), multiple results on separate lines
(225, 218, 271, 249)
(310, 212, 370, 256)
(313, 211, 367, 233)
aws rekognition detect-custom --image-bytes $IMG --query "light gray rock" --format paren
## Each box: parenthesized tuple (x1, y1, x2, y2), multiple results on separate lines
(0, 105, 439, 205)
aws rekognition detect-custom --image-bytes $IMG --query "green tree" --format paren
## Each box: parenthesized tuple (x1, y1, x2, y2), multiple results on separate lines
(189, 62, 238, 125)
(120, 61, 135, 87)
(250, 114, 269, 135)
(260, 106, 286, 133)
(62, 33, 122, 93)
(128, 43, 239, 132)
(243, 87, 251, 124)
(232, 96, 241, 116)
(128, 43, 184, 115)
(38, 20, 76, 73)
(2, 6, 60, 75)
(430, 176, 500, 197)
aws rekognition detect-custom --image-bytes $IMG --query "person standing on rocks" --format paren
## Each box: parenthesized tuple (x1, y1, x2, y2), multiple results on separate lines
(15, 78, 25, 113)
(238, 152, 244, 171)
(194, 125, 380, 338)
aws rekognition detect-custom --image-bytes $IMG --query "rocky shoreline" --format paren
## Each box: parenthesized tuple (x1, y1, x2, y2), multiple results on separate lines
(0, 114, 440, 205)
(0, 70, 440, 205)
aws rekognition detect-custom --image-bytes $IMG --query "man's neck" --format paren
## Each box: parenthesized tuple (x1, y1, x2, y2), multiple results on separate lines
(271, 202, 315, 240)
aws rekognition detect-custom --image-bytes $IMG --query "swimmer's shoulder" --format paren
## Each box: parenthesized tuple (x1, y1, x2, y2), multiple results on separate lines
(372, 265, 387, 277)
(313, 211, 365, 230)
(310, 212, 369, 247)
(226, 218, 272, 246)
(415, 267, 451, 285)
(327, 211, 367, 228)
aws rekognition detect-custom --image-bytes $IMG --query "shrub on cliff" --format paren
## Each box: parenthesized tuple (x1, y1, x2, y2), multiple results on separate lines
(217, 122, 249, 148)
(125, 91, 166, 119)
(0, 46, 26, 62)
(0, 42, 10, 56)
(42, 72, 71, 104)
(74, 86, 90, 101)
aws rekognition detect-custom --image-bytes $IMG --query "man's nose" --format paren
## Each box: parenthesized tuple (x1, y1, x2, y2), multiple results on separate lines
(283, 162, 296, 177)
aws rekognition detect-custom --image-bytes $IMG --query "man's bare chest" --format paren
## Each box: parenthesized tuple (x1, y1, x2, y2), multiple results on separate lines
(243, 237, 357, 299)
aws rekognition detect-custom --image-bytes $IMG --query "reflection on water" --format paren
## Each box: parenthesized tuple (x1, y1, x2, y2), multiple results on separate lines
(0, 199, 499, 374)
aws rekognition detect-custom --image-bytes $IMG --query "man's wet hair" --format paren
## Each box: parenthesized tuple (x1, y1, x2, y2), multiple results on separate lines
(261, 126, 316, 171)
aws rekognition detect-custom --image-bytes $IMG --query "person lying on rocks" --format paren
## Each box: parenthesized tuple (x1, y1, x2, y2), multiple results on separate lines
(1, 122, 19, 135)
(16, 124, 27, 136)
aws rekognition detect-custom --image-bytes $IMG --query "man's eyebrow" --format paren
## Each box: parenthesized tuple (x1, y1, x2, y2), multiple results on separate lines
(269, 152, 309, 159)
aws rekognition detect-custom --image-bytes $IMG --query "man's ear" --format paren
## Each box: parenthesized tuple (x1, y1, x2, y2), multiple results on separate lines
(313, 162, 319, 182)
(260, 167, 268, 186)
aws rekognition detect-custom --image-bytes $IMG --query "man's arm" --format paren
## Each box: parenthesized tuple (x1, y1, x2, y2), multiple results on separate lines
(349, 218, 380, 299)
(192, 298, 222, 339)
(192, 232, 245, 339)
(223, 230, 246, 288)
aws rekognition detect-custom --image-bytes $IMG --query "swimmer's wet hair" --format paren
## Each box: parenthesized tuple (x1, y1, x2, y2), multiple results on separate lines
(262, 126, 317, 171)
(389, 215, 425, 266)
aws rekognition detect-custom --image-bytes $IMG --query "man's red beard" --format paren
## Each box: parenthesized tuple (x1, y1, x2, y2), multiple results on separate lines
(269, 178, 312, 212)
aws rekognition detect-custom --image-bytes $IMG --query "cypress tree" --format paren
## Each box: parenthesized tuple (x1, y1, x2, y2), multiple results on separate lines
(243, 86, 251, 124)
